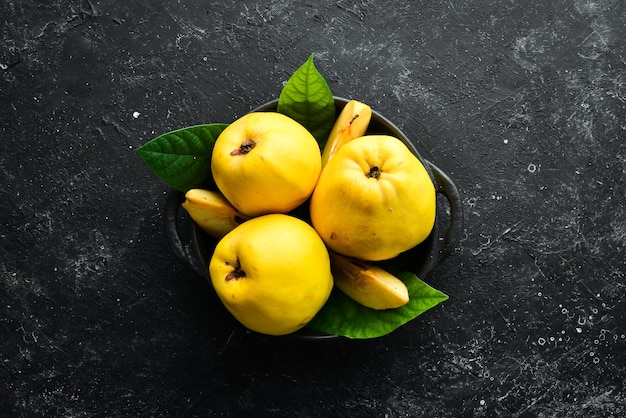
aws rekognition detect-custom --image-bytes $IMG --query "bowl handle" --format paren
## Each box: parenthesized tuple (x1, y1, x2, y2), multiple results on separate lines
(164, 189, 207, 277)
(427, 161, 464, 266)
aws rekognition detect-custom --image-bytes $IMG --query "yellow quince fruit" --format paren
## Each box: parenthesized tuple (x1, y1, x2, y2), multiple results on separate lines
(208, 214, 333, 336)
(181, 189, 249, 239)
(329, 252, 409, 310)
(321, 99, 372, 166)
(310, 135, 436, 261)
(211, 112, 322, 217)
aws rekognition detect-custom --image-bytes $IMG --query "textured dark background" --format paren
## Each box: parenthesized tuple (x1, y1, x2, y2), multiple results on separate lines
(2, 0, 625, 416)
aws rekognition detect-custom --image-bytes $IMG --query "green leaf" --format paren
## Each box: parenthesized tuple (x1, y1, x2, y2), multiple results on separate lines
(306, 271, 449, 339)
(277, 54, 336, 148)
(136, 124, 228, 192)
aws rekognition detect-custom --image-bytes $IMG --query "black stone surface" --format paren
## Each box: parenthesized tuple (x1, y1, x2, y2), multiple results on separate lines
(2, 0, 625, 416)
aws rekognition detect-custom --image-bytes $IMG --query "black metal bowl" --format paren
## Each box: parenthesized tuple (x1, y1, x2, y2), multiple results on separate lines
(164, 97, 463, 340)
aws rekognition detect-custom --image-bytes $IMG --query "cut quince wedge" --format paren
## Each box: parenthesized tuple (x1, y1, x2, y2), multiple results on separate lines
(321, 99, 372, 166)
(329, 252, 409, 310)
(181, 189, 249, 239)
